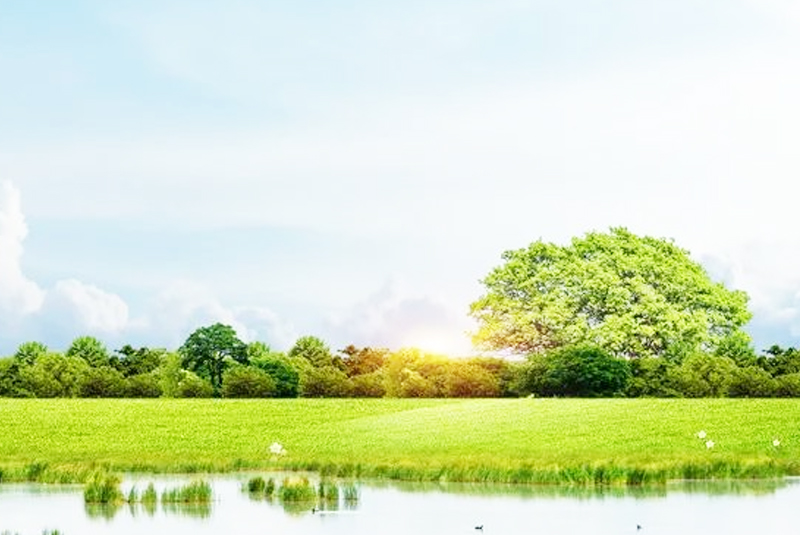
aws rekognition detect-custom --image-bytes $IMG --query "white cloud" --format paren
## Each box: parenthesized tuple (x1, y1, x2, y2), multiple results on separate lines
(138, 280, 297, 349)
(41, 279, 129, 334)
(329, 279, 475, 355)
(0, 181, 45, 317)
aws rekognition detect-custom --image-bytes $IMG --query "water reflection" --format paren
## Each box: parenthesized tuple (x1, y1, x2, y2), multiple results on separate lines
(1, 475, 799, 535)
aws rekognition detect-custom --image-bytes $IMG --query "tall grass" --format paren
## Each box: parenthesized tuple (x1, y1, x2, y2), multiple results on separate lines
(160, 480, 212, 503)
(278, 477, 316, 502)
(3, 398, 800, 484)
(83, 471, 123, 504)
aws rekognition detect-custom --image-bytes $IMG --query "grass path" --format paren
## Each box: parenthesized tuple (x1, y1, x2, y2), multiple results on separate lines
(1, 398, 799, 484)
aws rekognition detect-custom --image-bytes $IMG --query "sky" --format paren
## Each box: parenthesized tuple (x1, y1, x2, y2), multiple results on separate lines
(2, 0, 800, 356)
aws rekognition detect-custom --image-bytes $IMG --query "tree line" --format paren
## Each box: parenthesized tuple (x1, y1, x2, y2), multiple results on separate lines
(2, 227, 796, 398)
(1, 323, 799, 398)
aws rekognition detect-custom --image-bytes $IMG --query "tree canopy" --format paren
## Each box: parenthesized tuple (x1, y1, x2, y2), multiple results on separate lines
(470, 228, 752, 359)
(179, 323, 248, 393)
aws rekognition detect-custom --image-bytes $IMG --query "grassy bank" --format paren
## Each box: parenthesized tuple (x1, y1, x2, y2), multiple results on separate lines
(0, 398, 798, 485)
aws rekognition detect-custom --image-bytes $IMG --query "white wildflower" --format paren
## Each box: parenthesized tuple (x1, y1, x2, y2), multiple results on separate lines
(705, 440, 715, 449)
(697, 430, 707, 439)
(269, 442, 286, 456)
(773, 439, 781, 447)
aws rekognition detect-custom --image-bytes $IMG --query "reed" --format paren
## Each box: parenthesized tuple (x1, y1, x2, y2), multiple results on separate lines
(160, 480, 212, 503)
(278, 477, 316, 502)
(83, 471, 124, 504)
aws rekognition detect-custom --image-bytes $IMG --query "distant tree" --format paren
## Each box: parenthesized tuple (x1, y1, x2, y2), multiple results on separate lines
(0, 358, 31, 397)
(113, 345, 165, 377)
(383, 349, 437, 398)
(774, 373, 800, 397)
(470, 228, 752, 359)
(66, 336, 111, 368)
(19, 353, 90, 397)
(289, 336, 339, 369)
(177, 372, 214, 398)
(125, 373, 163, 398)
(13, 341, 48, 366)
(670, 353, 738, 397)
(221, 366, 276, 398)
(251, 353, 300, 398)
(759, 345, 800, 377)
(349, 371, 386, 397)
(79, 366, 127, 398)
(299, 366, 351, 397)
(626, 356, 681, 397)
(728, 366, 776, 398)
(442, 361, 500, 398)
(340, 345, 388, 377)
(157, 352, 184, 398)
(179, 323, 248, 393)
(537, 345, 630, 397)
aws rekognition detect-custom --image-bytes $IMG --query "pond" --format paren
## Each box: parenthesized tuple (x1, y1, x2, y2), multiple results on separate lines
(1, 474, 799, 535)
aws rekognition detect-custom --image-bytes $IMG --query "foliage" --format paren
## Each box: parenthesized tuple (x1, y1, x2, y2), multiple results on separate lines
(157, 352, 183, 398)
(67, 336, 111, 368)
(728, 366, 776, 398)
(536, 345, 630, 397)
(13, 341, 48, 366)
(470, 228, 752, 359)
(670, 353, 738, 397)
(0, 358, 31, 397)
(774, 373, 800, 397)
(179, 323, 248, 393)
(289, 335, 339, 368)
(340, 345, 389, 376)
(177, 372, 214, 398)
(221, 366, 276, 398)
(626, 356, 681, 397)
(112, 345, 165, 377)
(125, 373, 163, 398)
(79, 366, 127, 398)
(251, 354, 300, 398)
(300, 366, 351, 397)
(19, 353, 90, 397)
(349, 371, 386, 397)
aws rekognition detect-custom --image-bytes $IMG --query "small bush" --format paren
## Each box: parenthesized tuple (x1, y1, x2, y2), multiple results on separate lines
(222, 366, 276, 398)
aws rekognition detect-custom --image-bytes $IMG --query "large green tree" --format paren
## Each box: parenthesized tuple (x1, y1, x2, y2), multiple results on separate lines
(179, 323, 248, 393)
(470, 228, 752, 359)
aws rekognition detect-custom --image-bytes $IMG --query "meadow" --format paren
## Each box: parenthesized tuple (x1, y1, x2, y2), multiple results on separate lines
(1, 398, 799, 485)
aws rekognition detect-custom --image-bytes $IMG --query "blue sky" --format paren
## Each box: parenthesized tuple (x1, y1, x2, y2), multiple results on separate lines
(2, 0, 800, 355)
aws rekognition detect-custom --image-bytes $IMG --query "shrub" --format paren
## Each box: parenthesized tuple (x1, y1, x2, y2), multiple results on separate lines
(539, 345, 630, 397)
(728, 366, 776, 397)
(79, 366, 127, 398)
(125, 373, 163, 398)
(774, 373, 800, 397)
(177, 372, 214, 398)
(222, 366, 276, 398)
(251, 355, 300, 397)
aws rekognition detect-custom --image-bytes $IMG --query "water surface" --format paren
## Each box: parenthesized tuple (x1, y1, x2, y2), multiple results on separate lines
(1, 475, 798, 535)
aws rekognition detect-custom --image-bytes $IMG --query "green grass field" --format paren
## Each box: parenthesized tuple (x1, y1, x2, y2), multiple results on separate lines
(1, 398, 799, 485)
